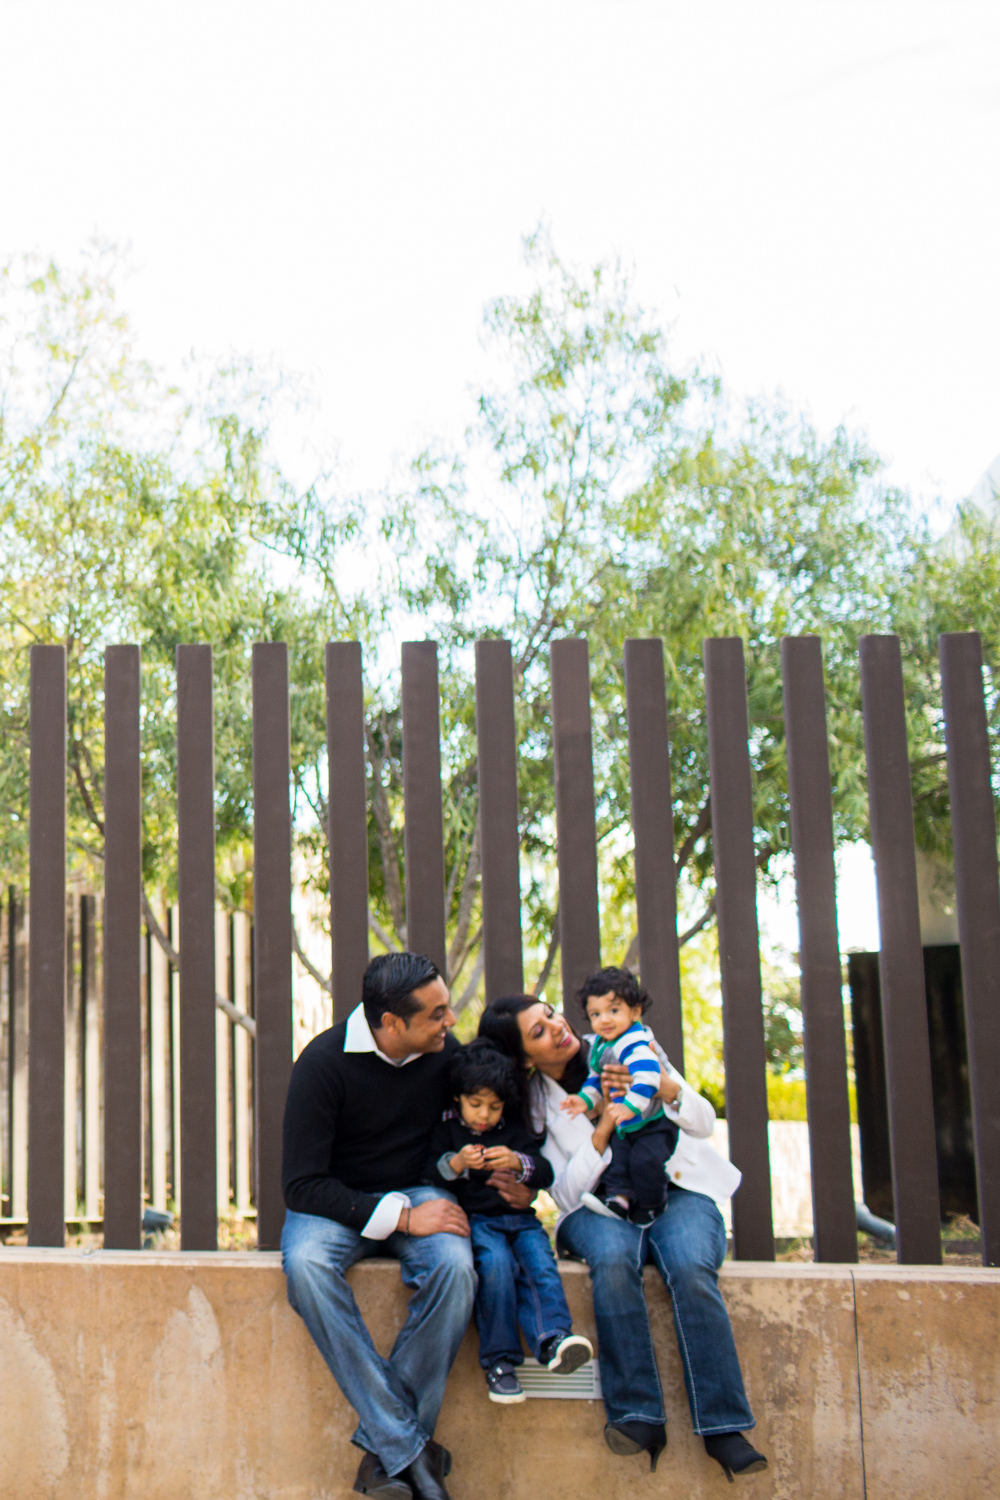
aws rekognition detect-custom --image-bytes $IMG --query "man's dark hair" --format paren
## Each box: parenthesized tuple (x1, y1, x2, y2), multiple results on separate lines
(449, 1039, 519, 1107)
(362, 951, 440, 1031)
(576, 965, 651, 1016)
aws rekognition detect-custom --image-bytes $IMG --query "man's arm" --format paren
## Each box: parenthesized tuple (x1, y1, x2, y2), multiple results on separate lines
(282, 1046, 383, 1230)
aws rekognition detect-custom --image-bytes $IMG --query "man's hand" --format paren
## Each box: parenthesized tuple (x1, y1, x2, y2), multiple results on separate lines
(402, 1198, 470, 1238)
(560, 1094, 591, 1117)
(450, 1143, 485, 1174)
(487, 1168, 537, 1211)
(482, 1145, 521, 1171)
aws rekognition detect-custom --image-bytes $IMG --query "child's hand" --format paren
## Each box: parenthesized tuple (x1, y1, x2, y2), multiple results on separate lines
(607, 1101, 637, 1127)
(450, 1143, 485, 1174)
(482, 1146, 521, 1172)
(560, 1095, 591, 1117)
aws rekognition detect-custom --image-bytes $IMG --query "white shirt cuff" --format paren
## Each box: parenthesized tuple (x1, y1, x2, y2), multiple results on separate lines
(360, 1191, 411, 1240)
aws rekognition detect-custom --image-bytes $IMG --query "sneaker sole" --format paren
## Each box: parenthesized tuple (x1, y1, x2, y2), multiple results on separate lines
(548, 1338, 594, 1375)
(487, 1389, 527, 1404)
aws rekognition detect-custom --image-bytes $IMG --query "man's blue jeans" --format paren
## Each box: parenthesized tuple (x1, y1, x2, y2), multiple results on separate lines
(282, 1188, 476, 1478)
(556, 1185, 755, 1435)
(470, 1212, 573, 1367)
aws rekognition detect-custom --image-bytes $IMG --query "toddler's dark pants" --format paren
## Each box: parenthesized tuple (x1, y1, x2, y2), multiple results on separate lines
(602, 1116, 679, 1211)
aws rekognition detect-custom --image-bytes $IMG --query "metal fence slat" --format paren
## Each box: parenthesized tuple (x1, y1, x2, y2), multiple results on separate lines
(939, 631, 1000, 1266)
(703, 636, 774, 1261)
(252, 642, 294, 1251)
(624, 638, 684, 1069)
(781, 635, 857, 1262)
(28, 645, 67, 1246)
(401, 642, 447, 975)
(177, 644, 218, 1250)
(859, 634, 941, 1264)
(103, 644, 143, 1248)
(326, 642, 370, 1021)
(475, 640, 523, 1002)
(551, 639, 601, 1014)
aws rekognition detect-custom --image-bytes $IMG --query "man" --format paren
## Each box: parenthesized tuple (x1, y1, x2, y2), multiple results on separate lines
(282, 951, 475, 1500)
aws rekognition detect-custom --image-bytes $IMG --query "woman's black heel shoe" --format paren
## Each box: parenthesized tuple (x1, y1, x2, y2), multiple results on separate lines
(604, 1420, 667, 1472)
(703, 1432, 768, 1482)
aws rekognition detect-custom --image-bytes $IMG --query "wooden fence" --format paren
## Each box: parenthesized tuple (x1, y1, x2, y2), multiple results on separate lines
(1, 633, 999, 1266)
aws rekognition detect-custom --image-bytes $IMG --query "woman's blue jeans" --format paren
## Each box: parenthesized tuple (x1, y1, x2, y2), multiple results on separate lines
(281, 1189, 476, 1478)
(470, 1212, 573, 1366)
(556, 1185, 755, 1435)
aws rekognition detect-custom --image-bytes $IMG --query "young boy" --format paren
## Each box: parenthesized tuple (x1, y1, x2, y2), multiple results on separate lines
(424, 1038, 593, 1403)
(561, 967, 678, 1225)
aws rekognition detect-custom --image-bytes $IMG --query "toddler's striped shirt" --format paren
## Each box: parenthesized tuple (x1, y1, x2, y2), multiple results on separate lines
(579, 1021, 665, 1135)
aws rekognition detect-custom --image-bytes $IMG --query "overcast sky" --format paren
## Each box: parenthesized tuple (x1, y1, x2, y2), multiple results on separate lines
(1, 0, 998, 510)
(2, 0, 995, 951)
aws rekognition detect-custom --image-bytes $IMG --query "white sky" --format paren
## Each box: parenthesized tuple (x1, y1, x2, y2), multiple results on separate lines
(1, 0, 998, 507)
(1, 0, 994, 950)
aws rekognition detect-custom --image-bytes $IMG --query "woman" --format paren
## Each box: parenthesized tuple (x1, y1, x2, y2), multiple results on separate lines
(478, 981, 768, 1483)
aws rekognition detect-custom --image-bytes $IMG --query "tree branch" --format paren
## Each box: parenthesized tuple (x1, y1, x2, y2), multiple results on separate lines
(292, 921, 333, 995)
(447, 819, 481, 980)
(675, 795, 711, 879)
(142, 889, 256, 1037)
(531, 903, 560, 997)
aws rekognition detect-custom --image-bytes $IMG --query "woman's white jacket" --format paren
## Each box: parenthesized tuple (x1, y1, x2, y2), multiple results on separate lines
(529, 1043, 741, 1223)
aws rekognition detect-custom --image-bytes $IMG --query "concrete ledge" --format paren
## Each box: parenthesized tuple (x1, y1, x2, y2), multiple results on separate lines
(0, 1250, 996, 1499)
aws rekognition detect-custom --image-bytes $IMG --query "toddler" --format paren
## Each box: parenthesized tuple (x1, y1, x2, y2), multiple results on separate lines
(561, 966, 678, 1225)
(424, 1038, 593, 1403)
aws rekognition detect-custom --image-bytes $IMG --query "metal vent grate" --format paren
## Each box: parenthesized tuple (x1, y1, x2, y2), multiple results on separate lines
(518, 1357, 603, 1400)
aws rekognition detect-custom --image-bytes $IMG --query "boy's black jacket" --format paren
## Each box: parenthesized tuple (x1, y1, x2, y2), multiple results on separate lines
(423, 1111, 554, 1216)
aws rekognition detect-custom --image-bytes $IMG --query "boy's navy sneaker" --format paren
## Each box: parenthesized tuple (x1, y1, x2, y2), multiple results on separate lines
(538, 1333, 594, 1373)
(629, 1205, 659, 1226)
(485, 1361, 526, 1403)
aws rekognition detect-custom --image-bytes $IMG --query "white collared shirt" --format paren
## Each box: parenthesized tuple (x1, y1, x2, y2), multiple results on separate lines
(344, 1002, 423, 1068)
(343, 1003, 423, 1239)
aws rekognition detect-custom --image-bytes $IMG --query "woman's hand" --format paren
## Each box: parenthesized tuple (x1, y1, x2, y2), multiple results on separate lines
(656, 1067, 682, 1106)
(600, 1061, 630, 1101)
(602, 1059, 681, 1107)
(482, 1145, 521, 1172)
(487, 1168, 537, 1210)
(591, 1105, 617, 1154)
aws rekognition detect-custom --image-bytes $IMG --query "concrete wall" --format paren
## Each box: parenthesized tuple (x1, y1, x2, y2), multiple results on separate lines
(0, 1250, 996, 1500)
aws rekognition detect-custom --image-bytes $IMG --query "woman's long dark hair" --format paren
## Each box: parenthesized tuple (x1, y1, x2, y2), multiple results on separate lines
(478, 995, 591, 1115)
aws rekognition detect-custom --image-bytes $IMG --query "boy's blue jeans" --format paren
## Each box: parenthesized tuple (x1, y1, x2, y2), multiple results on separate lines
(281, 1189, 476, 1478)
(470, 1211, 573, 1367)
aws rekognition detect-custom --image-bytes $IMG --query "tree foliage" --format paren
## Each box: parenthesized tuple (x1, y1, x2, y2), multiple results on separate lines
(1, 237, 998, 1035)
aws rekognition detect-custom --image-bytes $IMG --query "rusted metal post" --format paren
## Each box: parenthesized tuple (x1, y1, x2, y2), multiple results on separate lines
(939, 631, 1000, 1266)
(704, 636, 774, 1261)
(475, 640, 523, 1002)
(252, 642, 294, 1251)
(326, 642, 369, 1020)
(103, 645, 143, 1249)
(551, 639, 601, 1014)
(177, 644, 217, 1251)
(624, 638, 684, 1069)
(859, 634, 941, 1264)
(28, 645, 67, 1246)
(781, 635, 857, 1262)
(401, 642, 447, 976)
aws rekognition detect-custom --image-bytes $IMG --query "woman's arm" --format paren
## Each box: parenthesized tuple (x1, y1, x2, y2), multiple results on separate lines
(601, 1053, 716, 1139)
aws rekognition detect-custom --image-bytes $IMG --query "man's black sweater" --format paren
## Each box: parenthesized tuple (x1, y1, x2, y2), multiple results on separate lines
(423, 1110, 554, 1217)
(282, 1019, 460, 1231)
